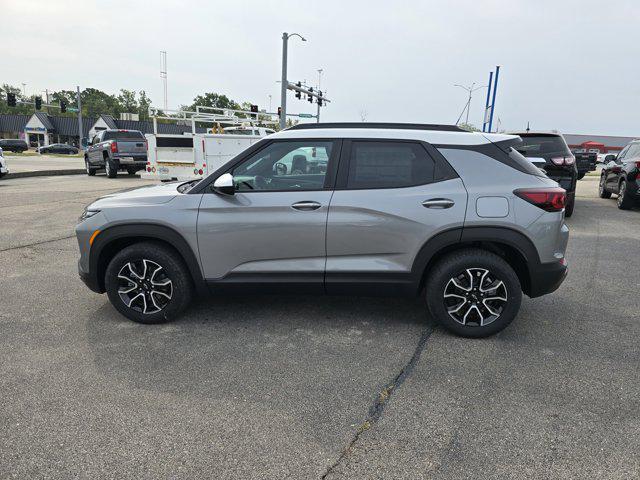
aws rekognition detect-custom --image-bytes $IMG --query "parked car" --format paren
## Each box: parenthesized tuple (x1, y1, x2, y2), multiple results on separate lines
(571, 148, 597, 179)
(0, 139, 28, 153)
(37, 143, 79, 155)
(598, 139, 640, 209)
(0, 147, 8, 178)
(84, 129, 147, 178)
(511, 132, 577, 217)
(76, 122, 569, 338)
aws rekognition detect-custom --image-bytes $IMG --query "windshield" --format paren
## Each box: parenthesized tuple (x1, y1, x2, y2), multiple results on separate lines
(516, 135, 571, 157)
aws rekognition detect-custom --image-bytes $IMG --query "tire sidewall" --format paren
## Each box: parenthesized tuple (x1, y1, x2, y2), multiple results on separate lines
(426, 250, 522, 338)
(104, 243, 192, 324)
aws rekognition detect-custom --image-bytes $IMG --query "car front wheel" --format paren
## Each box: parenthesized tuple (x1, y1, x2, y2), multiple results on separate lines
(105, 242, 193, 324)
(425, 249, 522, 338)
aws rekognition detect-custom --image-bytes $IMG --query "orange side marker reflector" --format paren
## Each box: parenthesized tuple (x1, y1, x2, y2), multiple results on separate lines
(89, 229, 101, 246)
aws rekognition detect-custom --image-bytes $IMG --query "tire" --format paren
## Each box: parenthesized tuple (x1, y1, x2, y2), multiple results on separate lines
(425, 249, 522, 338)
(617, 180, 634, 210)
(85, 158, 96, 176)
(105, 157, 117, 178)
(127, 167, 137, 175)
(564, 194, 575, 217)
(598, 174, 611, 198)
(105, 242, 193, 324)
(577, 172, 586, 180)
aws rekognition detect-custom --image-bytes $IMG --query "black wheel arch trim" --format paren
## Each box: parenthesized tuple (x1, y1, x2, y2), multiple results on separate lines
(411, 225, 551, 297)
(89, 223, 207, 295)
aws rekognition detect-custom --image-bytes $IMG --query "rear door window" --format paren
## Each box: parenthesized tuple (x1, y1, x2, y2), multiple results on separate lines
(345, 141, 435, 189)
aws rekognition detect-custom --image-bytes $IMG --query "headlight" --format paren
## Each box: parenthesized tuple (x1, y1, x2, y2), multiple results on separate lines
(79, 208, 101, 222)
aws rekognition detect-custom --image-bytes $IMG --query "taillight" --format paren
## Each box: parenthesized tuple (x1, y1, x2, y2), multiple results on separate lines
(514, 187, 566, 212)
(110, 141, 118, 153)
(551, 155, 574, 166)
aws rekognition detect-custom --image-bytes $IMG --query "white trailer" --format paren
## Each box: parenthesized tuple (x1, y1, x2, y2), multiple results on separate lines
(142, 132, 264, 181)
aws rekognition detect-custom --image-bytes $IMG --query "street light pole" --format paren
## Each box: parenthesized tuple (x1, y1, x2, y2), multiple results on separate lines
(279, 32, 306, 129)
(76, 86, 83, 148)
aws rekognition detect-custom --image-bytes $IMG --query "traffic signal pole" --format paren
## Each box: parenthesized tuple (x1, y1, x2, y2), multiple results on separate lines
(280, 33, 288, 130)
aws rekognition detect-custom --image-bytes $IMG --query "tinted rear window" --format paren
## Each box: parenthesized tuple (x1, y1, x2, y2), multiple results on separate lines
(516, 135, 571, 157)
(103, 131, 145, 141)
(347, 141, 435, 189)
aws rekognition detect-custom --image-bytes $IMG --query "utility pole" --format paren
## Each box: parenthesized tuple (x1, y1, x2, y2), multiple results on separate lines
(280, 32, 306, 129)
(21, 83, 26, 97)
(268, 94, 272, 112)
(76, 86, 83, 148)
(316, 69, 323, 123)
(160, 51, 168, 111)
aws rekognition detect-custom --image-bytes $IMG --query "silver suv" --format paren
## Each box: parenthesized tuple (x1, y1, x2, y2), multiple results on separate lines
(76, 123, 569, 337)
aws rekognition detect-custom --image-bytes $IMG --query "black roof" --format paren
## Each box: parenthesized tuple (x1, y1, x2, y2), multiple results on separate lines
(287, 122, 466, 132)
(49, 115, 96, 137)
(0, 114, 30, 133)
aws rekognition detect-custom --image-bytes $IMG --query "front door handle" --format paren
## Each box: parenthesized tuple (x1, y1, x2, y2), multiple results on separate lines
(291, 201, 321, 211)
(422, 198, 455, 209)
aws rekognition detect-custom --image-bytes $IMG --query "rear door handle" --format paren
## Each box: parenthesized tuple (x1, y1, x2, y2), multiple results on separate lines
(291, 201, 321, 211)
(422, 198, 455, 209)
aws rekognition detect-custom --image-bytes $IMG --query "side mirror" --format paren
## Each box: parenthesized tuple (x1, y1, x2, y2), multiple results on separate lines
(604, 154, 617, 163)
(212, 173, 235, 195)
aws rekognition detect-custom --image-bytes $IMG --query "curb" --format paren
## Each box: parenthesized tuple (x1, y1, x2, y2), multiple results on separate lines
(3, 169, 85, 179)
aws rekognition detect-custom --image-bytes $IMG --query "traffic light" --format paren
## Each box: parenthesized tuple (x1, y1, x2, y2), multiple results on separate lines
(307, 87, 314, 103)
(60, 101, 66, 113)
(35, 96, 42, 110)
(277, 106, 282, 118)
(250, 104, 258, 113)
(317, 91, 323, 107)
(7, 92, 16, 107)
(295, 82, 302, 99)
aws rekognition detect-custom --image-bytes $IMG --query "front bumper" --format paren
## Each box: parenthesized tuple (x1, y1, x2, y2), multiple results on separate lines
(78, 260, 102, 293)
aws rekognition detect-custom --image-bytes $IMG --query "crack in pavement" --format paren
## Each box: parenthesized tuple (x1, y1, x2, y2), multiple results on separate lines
(321, 324, 435, 479)
(0, 234, 75, 253)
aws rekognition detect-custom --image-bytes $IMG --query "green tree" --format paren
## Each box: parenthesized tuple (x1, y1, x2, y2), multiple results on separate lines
(184, 92, 241, 112)
(137, 90, 152, 121)
(117, 89, 138, 113)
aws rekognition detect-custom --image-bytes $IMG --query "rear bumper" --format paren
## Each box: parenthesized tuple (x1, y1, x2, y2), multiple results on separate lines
(528, 259, 568, 298)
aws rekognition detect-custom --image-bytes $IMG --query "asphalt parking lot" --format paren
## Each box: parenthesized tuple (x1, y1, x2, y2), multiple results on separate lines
(1, 173, 638, 479)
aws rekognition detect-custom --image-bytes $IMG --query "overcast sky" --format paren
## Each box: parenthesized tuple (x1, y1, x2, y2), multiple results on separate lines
(4, 0, 639, 135)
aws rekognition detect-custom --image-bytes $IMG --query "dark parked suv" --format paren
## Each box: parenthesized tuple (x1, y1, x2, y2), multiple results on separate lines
(84, 129, 147, 178)
(599, 139, 640, 209)
(76, 123, 569, 337)
(512, 132, 577, 217)
(0, 139, 28, 153)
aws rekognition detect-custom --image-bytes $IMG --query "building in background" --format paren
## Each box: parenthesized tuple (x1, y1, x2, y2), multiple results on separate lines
(563, 134, 637, 154)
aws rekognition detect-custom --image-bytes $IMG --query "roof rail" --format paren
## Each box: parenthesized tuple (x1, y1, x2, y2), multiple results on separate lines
(286, 122, 466, 132)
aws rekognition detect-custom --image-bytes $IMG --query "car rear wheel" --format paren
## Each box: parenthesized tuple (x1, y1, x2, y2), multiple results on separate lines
(425, 249, 522, 338)
(617, 180, 634, 210)
(105, 242, 192, 324)
(85, 158, 96, 176)
(565, 194, 575, 217)
(105, 158, 117, 178)
(126, 167, 138, 175)
(599, 174, 611, 198)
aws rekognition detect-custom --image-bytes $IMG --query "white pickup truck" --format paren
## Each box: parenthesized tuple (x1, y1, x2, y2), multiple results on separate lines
(142, 130, 271, 181)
